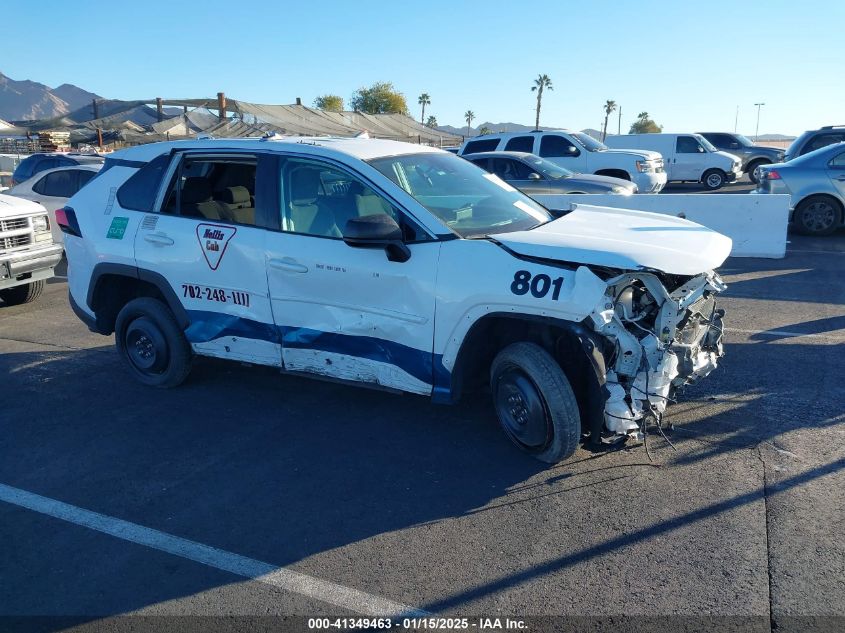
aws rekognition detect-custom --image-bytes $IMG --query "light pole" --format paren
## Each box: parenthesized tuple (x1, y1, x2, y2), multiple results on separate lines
(734, 105, 739, 133)
(754, 102, 765, 141)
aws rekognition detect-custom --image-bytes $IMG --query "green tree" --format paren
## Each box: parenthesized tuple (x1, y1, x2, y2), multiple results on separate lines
(478, 126, 492, 136)
(464, 110, 475, 136)
(313, 95, 344, 112)
(418, 93, 431, 124)
(629, 111, 662, 134)
(350, 82, 409, 115)
(531, 73, 553, 130)
(601, 100, 617, 141)
(425, 115, 438, 128)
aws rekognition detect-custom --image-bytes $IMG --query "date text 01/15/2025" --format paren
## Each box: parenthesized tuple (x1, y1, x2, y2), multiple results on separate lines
(182, 284, 250, 307)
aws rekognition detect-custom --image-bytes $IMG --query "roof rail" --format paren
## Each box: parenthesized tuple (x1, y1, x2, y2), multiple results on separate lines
(821, 125, 845, 129)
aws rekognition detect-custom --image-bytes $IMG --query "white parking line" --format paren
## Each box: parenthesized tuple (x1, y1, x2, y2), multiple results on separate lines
(727, 327, 844, 342)
(0, 483, 428, 617)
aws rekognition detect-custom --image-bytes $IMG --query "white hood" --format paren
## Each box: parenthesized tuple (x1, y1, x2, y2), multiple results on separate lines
(495, 203, 732, 275)
(0, 193, 46, 218)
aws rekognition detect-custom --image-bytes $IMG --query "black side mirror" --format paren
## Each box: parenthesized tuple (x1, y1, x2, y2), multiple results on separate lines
(528, 172, 542, 180)
(343, 214, 411, 263)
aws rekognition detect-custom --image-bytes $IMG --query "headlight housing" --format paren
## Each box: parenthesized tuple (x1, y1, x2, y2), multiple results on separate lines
(635, 160, 654, 173)
(33, 214, 50, 232)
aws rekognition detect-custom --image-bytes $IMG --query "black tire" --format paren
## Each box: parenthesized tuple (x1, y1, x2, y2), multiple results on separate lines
(490, 342, 581, 463)
(115, 297, 193, 388)
(0, 280, 45, 306)
(702, 169, 726, 190)
(746, 159, 770, 184)
(793, 195, 843, 236)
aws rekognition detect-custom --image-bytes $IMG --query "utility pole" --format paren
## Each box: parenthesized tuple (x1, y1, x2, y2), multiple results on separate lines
(617, 106, 622, 135)
(734, 105, 739, 133)
(754, 102, 765, 141)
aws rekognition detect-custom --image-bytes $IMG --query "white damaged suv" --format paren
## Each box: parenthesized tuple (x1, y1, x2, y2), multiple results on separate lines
(61, 138, 730, 463)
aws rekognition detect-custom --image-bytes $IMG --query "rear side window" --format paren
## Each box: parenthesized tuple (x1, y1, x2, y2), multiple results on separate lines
(539, 135, 579, 158)
(829, 151, 845, 168)
(504, 136, 535, 152)
(32, 170, 76, 197)
(463, 139, 499, 154)
(116, 154, 172, 212)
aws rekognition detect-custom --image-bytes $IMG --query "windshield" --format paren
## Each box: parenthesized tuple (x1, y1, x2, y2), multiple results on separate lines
(368, 152, 552, 238)
(573, 132, 607, 152)
(735, 134, 755, 147)
(522, 155, 575, 179)
(696, 135, 718, 152)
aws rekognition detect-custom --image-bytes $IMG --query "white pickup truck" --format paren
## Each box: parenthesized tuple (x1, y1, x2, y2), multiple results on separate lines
(458, 130, 667, 193)
(0, 194, 63, 305)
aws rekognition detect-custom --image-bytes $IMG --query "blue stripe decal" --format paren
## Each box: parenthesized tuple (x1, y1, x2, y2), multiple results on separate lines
(185, 310, 450, 388)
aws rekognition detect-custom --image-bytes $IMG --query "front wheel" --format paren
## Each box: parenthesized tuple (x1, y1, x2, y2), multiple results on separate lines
(115, 297, 193, 388)
(490, 342, 581, 463)
(0, 280, 45, 306)
(702, 169, 726, 190)
(747, 159, 770, 184)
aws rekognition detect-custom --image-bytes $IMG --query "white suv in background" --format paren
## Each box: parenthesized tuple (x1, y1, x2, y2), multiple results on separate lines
(458, 131, 666, 193)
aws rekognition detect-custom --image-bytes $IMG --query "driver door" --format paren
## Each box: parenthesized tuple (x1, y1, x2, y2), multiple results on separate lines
(264, 155, 441, 394)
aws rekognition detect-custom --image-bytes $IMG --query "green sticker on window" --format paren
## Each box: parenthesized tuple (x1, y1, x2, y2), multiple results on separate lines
(107, 216, 129, 239)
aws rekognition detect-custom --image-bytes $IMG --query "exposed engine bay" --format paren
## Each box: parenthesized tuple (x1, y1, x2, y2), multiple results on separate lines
(589, 270, 726, 441)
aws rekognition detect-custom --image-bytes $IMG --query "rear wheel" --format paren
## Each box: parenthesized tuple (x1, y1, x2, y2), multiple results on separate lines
(0, 280, 45, 306)
(746, 159, 770, 184)
(794, 195, 842, 236)
(490, 342, 581, 463)
(702, 169, 726, 190)
(115, 297, 193, 387)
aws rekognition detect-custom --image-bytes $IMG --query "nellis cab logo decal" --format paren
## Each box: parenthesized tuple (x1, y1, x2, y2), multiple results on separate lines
(196, 223, 237, 270)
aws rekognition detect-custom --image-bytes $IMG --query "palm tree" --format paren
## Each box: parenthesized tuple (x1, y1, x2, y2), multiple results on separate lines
(418, 93, 431, 124)
(425, 115, 438, 128)
(531, 74, 553, 130)
(464, 110, 475, 136)
(602, 100, 617, 141)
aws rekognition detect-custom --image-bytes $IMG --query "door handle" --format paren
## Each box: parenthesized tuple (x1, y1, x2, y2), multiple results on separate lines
(269, 258, 308, 273)
(144, 232, 174, 246)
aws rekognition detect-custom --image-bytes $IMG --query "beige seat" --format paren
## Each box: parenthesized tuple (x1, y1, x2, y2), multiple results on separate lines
(288, 168, 339, 236)
(216, 186, 254, 225)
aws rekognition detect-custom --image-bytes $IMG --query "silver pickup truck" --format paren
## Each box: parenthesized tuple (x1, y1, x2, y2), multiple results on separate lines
(0, 194, 63, 305)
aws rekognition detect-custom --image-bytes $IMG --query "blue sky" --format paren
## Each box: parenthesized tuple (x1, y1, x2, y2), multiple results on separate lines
(4, 0, 841, 135)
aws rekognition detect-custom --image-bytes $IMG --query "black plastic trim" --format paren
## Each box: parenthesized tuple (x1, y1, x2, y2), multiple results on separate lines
(68, 290, 101, 333)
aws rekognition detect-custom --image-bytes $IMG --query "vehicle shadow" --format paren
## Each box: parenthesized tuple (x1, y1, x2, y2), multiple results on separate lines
(0, 333, 841, 623)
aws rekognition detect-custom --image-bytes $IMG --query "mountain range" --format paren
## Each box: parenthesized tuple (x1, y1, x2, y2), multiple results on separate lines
(0, 72, 101, 122)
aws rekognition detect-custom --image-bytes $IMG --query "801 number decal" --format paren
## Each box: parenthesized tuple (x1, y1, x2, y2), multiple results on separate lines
(510, 270, 565, 300)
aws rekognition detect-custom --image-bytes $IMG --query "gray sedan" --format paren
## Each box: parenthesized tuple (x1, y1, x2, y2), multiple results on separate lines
(463, 152, 638, 201)
(754, 141, 845, 236)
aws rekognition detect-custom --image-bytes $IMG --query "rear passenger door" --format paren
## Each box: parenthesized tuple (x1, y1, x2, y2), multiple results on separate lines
(132, 150, 281, 366)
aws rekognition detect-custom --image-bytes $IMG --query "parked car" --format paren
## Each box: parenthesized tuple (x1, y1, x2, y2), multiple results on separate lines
(61, 138, 729, 463)
(605, 133, 742, 190)
(698, 132, 785, 183)
(754, 142, 845, 236)
(10, 152, 104, 187)
(784, 125, 845, 163)
(458, 131, 667, 193)
(7, 164, 102, 244)
(464, 151, 637, 210)
(0, 194, 63, 305)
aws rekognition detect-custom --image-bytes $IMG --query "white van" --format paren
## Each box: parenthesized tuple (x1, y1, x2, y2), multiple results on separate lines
(605, 133, 742, 190)
(459, 131, 667, 193)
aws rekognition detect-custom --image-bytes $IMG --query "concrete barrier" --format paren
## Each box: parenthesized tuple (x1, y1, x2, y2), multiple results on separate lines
(536, 193, 791, 258)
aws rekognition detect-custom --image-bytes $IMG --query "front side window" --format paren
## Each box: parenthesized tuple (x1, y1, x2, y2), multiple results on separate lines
(572, 133, 607, 152)
(676, 136, 705, 154)
(504, 136, 535, 152)
(279, 157, 425, 241)
(539, 135, 580, 158)
(161, 154, 258, 226)
(368, 152, 551, 238)
(463, 138, 500, 154)
(491, 158, 533, 180)
(803, 133, 845, 155)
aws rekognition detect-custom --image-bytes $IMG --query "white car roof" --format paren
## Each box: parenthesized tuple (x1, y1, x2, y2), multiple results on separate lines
(110, 137, 447, 163)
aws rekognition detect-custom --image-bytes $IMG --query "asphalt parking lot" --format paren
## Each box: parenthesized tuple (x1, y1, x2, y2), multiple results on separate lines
(1, 230, 844, 633)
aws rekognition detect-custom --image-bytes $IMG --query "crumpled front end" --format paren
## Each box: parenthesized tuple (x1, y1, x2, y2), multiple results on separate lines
(589, 270, 726, 440)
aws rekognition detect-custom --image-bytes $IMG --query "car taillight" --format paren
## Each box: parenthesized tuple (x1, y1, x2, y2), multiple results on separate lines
(55, 206, 82, 237)
(765, 170, 782, 180)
